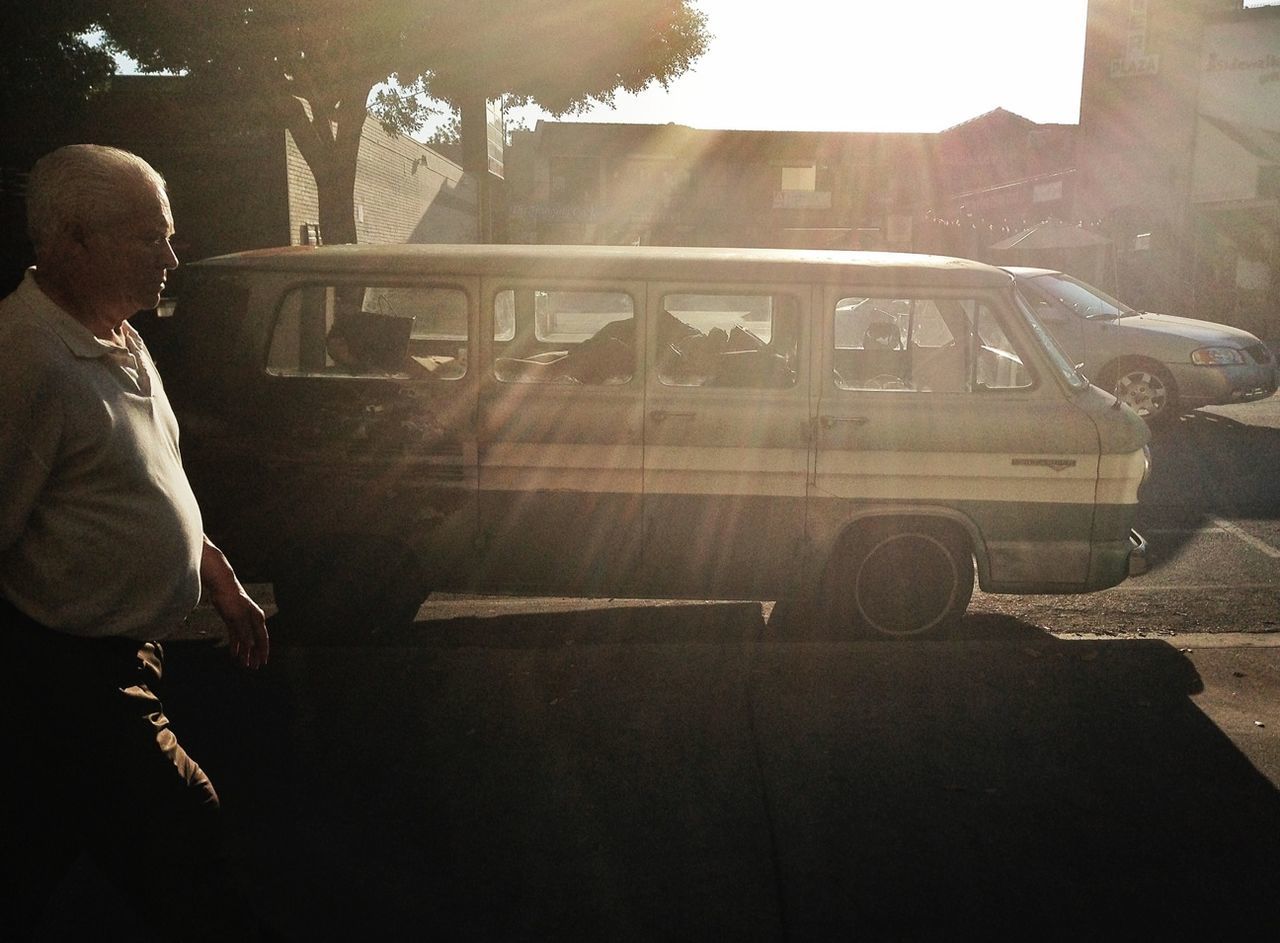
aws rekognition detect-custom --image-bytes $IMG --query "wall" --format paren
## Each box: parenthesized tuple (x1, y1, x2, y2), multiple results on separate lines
(504, 115, 1075, 256)
(1188, 7, 1280, 338)
(0, 75, 291, 292)
(285, 116, 479, 246)
(1074, 0, 1242, 308)
(0, 75, 481, 294)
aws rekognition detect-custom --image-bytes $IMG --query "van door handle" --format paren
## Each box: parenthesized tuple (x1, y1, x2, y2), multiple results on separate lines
(820, 415, 870, 428)
(650, 409, 696, 423)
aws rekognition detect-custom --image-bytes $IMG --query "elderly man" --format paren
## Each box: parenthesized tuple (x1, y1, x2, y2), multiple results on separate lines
(0, 145, 271, 939)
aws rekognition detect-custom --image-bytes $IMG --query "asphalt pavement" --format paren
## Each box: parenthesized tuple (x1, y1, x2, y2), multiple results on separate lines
(34, 601, 1280, 941)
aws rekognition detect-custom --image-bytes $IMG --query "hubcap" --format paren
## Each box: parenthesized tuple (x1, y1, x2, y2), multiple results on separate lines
(1114, 370, 1167, 417)
(854, 533, 959, 637)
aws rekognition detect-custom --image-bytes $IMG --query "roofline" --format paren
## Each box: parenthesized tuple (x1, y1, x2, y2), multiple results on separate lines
(531, 119, 933, 142)
(937, 106, 1061, 135)
(1207, 3, 1280, 23)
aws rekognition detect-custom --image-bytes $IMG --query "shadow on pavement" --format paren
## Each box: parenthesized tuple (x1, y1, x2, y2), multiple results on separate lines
(37, 605, 1280, 940)
(1138, 408, 1280, 568)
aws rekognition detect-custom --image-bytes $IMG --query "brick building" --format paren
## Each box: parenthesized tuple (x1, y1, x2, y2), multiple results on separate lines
(0, 75, 478, 294)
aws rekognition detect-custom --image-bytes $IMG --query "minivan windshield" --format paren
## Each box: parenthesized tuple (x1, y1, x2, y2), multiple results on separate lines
(1019, 272, 1139, 320)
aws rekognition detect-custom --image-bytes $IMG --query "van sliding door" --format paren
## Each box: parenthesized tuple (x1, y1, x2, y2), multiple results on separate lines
(475, 279, 645, 594)
(640, 284, 810, 598)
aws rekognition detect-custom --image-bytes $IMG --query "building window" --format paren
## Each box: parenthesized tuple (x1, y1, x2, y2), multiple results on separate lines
(549, 156, 599, 206)
(780, 164, 817, 192)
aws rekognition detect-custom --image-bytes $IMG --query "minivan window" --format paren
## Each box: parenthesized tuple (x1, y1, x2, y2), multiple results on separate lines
(833, 295, 1032, 392)
(267, 283, 468, 380)
(493, 288, 635, 385)
(656, 293, 797, 388)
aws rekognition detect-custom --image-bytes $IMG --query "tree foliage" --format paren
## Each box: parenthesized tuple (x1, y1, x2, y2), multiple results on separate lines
(0, 5, 116, 129)
(94, 1, 710, 244)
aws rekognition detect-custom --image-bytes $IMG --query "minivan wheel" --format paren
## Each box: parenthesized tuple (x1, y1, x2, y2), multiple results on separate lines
(1106, 360, 1178, 424)
(828, 521, 973, 639)
(271, 538, 428, 642)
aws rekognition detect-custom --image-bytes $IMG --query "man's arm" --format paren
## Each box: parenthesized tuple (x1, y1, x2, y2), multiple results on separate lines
(0, 347, 61, 555)
(200, 536, 269, 669)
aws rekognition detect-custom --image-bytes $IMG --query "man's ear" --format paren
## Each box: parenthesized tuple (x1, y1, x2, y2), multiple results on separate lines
(70, 222, 94, 246)
(58, 224, 95, 262)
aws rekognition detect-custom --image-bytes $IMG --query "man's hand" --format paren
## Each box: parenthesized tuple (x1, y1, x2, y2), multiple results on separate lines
(201, 536, 269, 669)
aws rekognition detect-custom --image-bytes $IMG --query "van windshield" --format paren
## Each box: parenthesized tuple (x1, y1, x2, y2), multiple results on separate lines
(1012, 289, 1090, 391)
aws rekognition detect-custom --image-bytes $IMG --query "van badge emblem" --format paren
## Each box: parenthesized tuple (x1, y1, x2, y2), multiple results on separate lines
(1013, 458, 1077, 472)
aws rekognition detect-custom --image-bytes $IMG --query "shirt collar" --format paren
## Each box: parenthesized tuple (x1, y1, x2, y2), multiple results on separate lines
(14, 268, 130, 361)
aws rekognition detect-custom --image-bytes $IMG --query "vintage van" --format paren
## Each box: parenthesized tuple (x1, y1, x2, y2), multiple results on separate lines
(157, 245, 1150, 639)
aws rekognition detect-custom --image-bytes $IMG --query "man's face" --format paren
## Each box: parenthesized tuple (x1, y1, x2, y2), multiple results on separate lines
(81, 177, 179, 318)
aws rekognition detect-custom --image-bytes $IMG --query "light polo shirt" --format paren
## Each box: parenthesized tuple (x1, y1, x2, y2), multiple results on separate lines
(0, 270, 204, 639)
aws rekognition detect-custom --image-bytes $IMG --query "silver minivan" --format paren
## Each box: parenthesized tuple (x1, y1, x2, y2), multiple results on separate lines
(1008, 266, 1277, 423)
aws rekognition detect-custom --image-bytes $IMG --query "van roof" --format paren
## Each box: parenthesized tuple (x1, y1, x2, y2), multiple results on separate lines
(192, 244, 1014, 289)
(1001, 266, 1063, 278)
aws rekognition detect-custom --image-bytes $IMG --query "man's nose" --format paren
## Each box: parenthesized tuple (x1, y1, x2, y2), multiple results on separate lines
(161, 238, 179, 269)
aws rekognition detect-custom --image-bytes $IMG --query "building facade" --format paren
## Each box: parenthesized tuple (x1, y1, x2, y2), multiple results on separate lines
(1074, 0, 1278, 337)
(1188, 4, 1280, 339)
(504, 110, 1077, 261)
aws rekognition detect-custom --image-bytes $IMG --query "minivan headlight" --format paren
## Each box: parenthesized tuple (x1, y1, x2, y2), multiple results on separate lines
(1191, 346, 1245, 365)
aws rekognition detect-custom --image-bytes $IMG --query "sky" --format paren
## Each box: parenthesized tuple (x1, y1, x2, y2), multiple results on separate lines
(504, 0, 1280, 135)
(508, 0, 1093, 134)
(100, 0, 1280, 137)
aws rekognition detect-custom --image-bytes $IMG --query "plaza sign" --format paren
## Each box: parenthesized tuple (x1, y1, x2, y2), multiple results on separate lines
(1110, 0, 1160, 79)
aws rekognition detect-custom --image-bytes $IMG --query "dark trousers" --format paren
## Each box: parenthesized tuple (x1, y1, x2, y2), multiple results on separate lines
(0, 597, 264, 941)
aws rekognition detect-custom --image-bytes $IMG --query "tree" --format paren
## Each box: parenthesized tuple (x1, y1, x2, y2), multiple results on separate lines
(0, 6, 116, 131)
(96, 1, 709, 244)
(425, 110, 463, 149)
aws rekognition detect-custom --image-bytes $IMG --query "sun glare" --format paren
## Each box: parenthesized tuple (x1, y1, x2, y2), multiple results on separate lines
(534, 0, 1088, 133)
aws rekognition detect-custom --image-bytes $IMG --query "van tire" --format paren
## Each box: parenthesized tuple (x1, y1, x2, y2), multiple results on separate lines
(826, 520, 973, 639)
(270, 538, 428, 642)
(1102, 358, 1178, 424)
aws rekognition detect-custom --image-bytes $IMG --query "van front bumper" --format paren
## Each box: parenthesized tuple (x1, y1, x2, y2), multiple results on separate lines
(1081, 526, 1148, 590)
(1128, 528, 1148, 576)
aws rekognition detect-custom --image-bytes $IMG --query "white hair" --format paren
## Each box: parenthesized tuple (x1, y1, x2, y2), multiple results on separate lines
(25, 144, 169, 252)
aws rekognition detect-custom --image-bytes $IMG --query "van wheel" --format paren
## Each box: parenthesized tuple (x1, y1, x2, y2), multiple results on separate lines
(1103, 359, 1178, 424)
(827, 521, 973, 639)
(270, 538, 428, 642)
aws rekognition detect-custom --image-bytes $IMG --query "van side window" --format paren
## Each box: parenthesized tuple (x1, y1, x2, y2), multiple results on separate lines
(493, 289, 635, 385)
(267, 283, 468, 380)
(656, 293, 798, 388)
(832, 296, 1031, 392)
